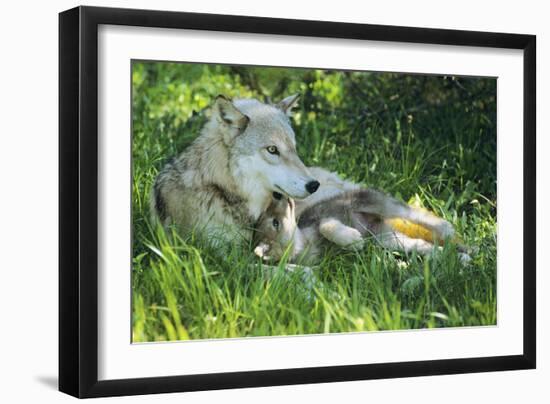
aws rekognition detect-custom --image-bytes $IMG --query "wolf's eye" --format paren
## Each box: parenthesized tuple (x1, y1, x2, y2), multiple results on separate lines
(272, 218, 280, 230)
(266, 145, 279, 155)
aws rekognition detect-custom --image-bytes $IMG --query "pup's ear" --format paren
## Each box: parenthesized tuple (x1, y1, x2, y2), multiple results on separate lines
(276, 93, 300, 116)
(213, 95, 249, 143)
(254, 242, 271, 259)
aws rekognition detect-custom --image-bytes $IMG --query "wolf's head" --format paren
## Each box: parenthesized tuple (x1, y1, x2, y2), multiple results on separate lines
(211, 95, 319, 200)
(253, 192, 299, 261)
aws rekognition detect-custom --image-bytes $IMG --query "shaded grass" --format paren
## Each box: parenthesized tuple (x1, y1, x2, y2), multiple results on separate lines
(131, 62, 497, 342)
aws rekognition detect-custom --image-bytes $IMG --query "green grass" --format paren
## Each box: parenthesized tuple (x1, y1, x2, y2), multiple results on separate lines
(131, 62, 497, 342)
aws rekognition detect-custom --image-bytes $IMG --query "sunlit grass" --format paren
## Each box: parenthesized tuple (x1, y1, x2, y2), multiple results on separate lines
(131, 62, 497, 342)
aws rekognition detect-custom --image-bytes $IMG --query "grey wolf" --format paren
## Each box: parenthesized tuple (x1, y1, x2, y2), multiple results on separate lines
(253, 186, 471, 264)
(151, 95, 320, 246)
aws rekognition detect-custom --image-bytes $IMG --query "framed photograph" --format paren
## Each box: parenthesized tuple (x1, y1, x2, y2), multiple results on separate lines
(59, 6, 536, 398)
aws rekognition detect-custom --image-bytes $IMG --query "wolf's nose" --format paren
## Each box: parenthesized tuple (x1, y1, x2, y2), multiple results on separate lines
(305, 180, 320, 194)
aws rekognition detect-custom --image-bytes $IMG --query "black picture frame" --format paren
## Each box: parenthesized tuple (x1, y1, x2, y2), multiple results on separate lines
(59, 5, 536, 398)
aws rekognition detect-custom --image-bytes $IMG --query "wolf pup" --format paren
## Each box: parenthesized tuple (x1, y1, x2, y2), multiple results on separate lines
(151, 95, 319, 246)
(253, 190, 471, 264)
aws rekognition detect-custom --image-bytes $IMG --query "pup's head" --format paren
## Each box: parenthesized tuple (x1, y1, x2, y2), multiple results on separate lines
(212, 95, 320, 199)
(253, 192, 298, 261)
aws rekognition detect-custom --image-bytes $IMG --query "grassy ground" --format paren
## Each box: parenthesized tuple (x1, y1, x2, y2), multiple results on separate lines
(131, 62, 497, 342)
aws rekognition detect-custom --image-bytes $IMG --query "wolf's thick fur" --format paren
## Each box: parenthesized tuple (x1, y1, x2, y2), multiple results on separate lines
(254, 184, 471, 264)
(152, 95, 318, 246)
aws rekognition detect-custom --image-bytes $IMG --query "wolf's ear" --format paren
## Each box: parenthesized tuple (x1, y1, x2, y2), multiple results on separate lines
(276, 93, 300, 116)
(213, 95, 249, 142)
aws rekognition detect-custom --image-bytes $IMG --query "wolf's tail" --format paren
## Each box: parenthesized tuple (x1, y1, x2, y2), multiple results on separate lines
(351, 189, 469, 252)
(386, 216, 468, 252)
